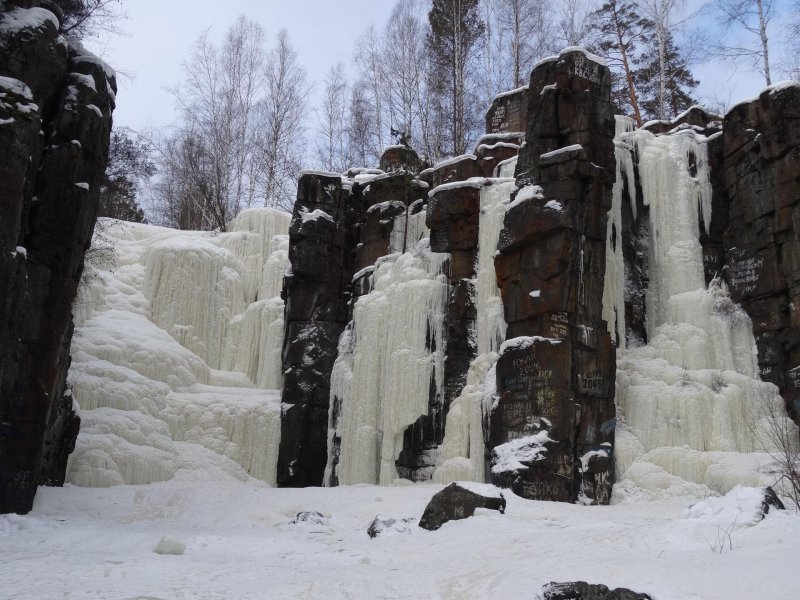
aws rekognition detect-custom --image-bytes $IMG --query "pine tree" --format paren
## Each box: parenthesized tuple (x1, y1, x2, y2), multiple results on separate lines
(590, 0, 653, 126)
(98, 129, 155, 223)
(426, 0, 485, 156)
(635, 31, 698, 121)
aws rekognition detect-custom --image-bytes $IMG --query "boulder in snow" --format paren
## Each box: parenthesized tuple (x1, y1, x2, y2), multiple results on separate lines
(418, 482, 505, 531)
(367, 515, 415, 538)
(290, 511, 329, 527)
(540, 581, 652, 600)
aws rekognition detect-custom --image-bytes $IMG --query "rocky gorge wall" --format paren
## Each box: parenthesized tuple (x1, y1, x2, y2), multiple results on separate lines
(0, 0, 115, 513)
(278, 49, 620, 503)
(279, 51, 800, 504)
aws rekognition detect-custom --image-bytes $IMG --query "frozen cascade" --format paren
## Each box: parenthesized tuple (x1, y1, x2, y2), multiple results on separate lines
(67, 209, 291, 488)
(602, 118, 637, 349)
(328, 240, 449, 485)
(606, 128, 799, 498)
(434, 164, 517, 483)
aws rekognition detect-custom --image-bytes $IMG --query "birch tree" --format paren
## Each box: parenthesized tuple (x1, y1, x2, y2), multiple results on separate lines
(496, 0, 549, 88)
(714, 0, 775, 85)
(315, 63, 350, 173)
(255, 29, 310, 212)
(639, 0, 684, 120)
(353, 26, 387, 155)
(168, 16, 267, 229)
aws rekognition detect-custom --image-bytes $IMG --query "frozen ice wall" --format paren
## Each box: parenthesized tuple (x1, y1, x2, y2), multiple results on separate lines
(67, 209, 290, 487)
(434, 161, 517, 483)
(327, 241, 449, 485)
(606, 127, 799, 498)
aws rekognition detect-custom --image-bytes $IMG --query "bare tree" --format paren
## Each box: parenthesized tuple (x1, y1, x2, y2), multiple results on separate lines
(554, 0, 599, 48)
(496, 0, 549, 88)
(713, 0, 775, 85)
(427, 0, 486, 156)
(53, 0, 122, 37)
(787, 0, 800, 80)
(639, 0, 685, 120)
(353, 25, 388, 154)
(315, 63, 350, 173)
(383, 0, 428, 148)
(348, 83, 378, 168)
(167, 16, 267, 228)
(255, 29, 310, 212)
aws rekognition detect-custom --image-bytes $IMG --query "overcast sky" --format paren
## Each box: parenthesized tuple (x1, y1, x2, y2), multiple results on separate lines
(87, 0, 795, 134)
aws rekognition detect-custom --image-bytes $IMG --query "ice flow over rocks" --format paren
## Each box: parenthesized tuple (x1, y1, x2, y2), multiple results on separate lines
(67, 209, 290, 487)
(606, 125, 799, 498)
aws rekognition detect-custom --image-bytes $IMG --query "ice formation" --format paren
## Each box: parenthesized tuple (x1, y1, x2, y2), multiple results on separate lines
(67, 208, 290, 487)
(606, 127, 799, 499)
(433, 159, 518, 483)
(326, 240, 449, 485)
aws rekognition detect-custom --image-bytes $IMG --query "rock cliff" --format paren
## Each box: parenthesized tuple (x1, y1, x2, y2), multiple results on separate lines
(0, 0, 114, 513)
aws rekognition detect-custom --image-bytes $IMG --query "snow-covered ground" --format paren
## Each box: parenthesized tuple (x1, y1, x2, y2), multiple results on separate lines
(1, 480, 798, 599)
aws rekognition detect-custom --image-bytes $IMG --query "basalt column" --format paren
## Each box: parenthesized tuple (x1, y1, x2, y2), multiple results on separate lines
(491, 49, 616, 504)
(714, 84, 800, 423)
(277, 173, 363, 487)
(0, 2, 115, 513)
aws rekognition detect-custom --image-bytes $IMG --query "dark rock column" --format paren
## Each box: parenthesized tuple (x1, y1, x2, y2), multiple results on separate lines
(491, 49, 616, 504)
(715, 85, 800, 422)
(277, 173, 363, 486)
(1, 3, 115, 513)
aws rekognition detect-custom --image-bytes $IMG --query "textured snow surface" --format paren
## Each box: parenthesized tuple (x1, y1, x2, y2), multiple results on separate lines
(607, 127, 799, 498)
(3, 481, 798, 599)
(68, 210, 290, 487)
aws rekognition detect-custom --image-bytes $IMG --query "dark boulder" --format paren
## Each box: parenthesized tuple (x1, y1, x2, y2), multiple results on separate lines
(418, 482, 506, 531)
(540, 582, 652, 600)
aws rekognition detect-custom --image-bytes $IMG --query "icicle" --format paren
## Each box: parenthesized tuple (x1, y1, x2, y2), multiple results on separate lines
(434, 162, 516, 483)
(335, 241, 449, 485)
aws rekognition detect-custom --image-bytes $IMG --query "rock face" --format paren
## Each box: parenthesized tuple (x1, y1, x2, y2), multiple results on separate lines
(418, 482, 505, 531)
(540, 582, 652, 600)
(485, 85, 528, 134)
(707, 84, 800, 423)
(278, 172, 363, 487)
(491, 49, 616, 503)
(0, 1, 115, 513)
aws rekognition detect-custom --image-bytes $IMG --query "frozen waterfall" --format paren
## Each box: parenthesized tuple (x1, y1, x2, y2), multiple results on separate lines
(66, 209, 290, 487)
(606, 127, 799, 498)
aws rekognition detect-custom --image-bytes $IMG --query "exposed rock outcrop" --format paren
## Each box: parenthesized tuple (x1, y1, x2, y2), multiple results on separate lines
(418, 482, 505, 530)
(491, 49, 616, 503)
(278, 172, 363, 487)
(710, 84, 800, 423)
(540, 582, 652, 600)
(0, 1, 115, 513)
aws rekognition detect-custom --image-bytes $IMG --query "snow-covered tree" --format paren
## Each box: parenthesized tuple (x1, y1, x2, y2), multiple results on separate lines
(554, 0, 598, 49)
(496, 0, 549, 88)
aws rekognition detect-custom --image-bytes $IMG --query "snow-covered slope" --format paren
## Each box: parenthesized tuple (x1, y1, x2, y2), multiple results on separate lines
(66, 209, 290, 487)
(2, 481, 798, 599)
